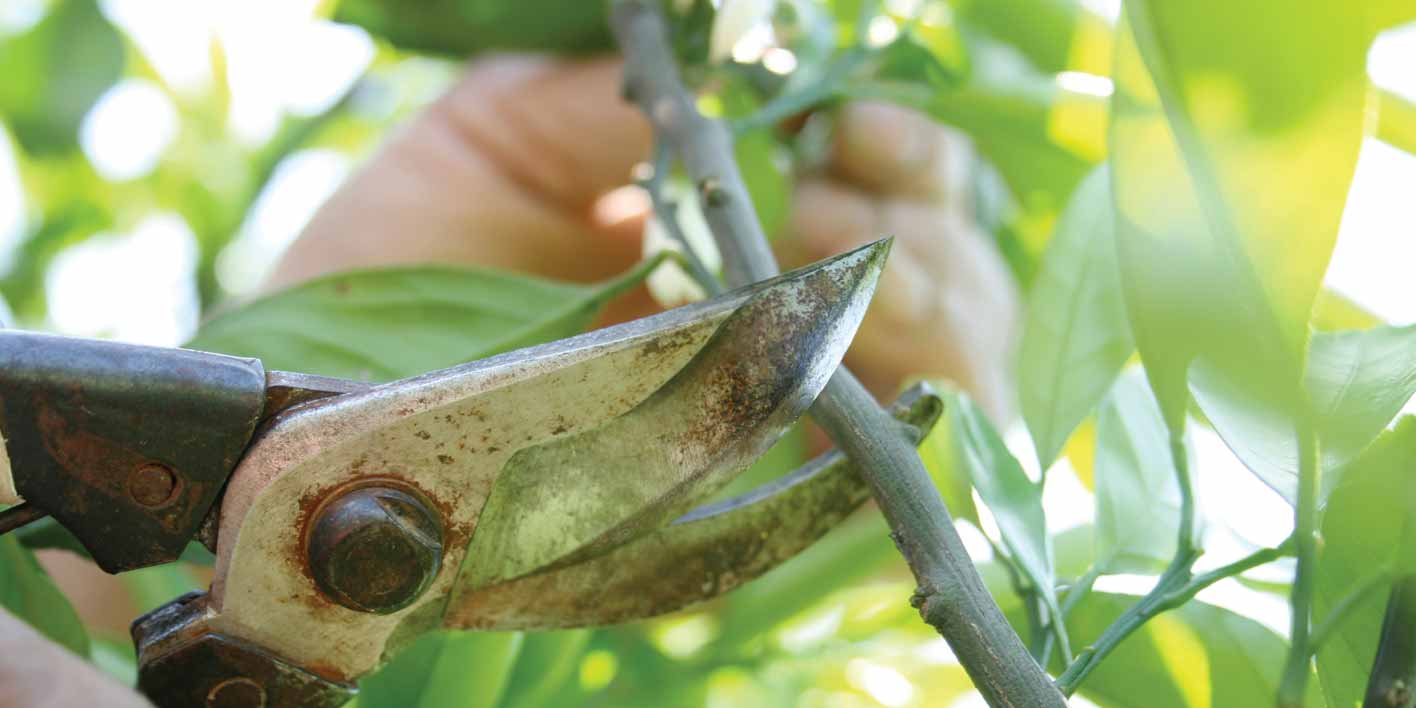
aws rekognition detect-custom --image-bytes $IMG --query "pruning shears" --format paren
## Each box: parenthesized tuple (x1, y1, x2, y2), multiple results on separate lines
(0, 239, 943, 708)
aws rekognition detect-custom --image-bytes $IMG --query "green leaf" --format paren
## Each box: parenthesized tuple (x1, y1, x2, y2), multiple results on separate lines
(188, 258, 663, 381)
(1109, 1, 1370, 431)
(1019, 165, 1133, 469)
(894, 35, 1097, 215)
(1192, 324, 1416, 506)
(0, 0, 125, 156)
(361, 630, 524, 708)
(918, 408, 980, 524)
(1093, 370, 1192, 573)
(734, 127, 793, 241)
(874, 32, 964, 92)
(953, 0, 1082, 74)
(1061, 594, 1322, 707)
(943, 391, 1061, 645)
(713, 511, 899, 650)
(334, 0, 612, 56)
(0, 535, 89, 657)
(1314, 418, 1416, 705)
(499, 630, 592, 708)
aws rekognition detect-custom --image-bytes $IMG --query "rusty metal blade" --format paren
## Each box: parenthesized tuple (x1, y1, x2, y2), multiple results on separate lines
(209, 239, 889, 680)
(446, 385, 942, 629)
(454, 238, 890, 593)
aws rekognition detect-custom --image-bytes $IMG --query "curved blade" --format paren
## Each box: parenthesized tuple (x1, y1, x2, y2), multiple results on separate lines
(209, 239, 889, 680)
(447, 385, 942, 629)
(454, 238, 890, 592)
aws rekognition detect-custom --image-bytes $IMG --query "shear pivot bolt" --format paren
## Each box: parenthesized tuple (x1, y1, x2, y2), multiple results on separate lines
(128, 463, 178, 507)
(306, 485, 444, 614)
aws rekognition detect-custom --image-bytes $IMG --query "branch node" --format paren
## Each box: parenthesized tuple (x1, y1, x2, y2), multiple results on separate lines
(697, 177, 727, 207)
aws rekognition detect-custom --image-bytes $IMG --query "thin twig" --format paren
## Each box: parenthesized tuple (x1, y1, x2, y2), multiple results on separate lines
(1279, 418, 1320, 707)
(609, 3, 1066, 705)
(1056, 542, 1290, 693)
(1056, 431, 1207, 695)
(1041, 565, 1101, 666)
(639, 142, 720, 291)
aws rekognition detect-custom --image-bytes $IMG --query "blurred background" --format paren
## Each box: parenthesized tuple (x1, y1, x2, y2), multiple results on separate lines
(4, 0, 1416, 705)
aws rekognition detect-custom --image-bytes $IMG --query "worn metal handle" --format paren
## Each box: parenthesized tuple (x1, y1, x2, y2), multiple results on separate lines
(0, 330, 267, 571)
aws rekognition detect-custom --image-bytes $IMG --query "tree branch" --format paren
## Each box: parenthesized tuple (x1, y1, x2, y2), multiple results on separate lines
(609, 3, 1066, 706)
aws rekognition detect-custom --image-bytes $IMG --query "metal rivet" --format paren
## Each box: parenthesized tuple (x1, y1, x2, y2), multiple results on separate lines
(306, 485, 444, 614)
(128, 463, 178, 507)
(207, 677, 265, 708)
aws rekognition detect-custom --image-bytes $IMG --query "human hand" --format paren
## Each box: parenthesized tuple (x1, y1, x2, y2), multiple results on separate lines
(271, 55, 1018, 419)
(0, 607, 150, 708)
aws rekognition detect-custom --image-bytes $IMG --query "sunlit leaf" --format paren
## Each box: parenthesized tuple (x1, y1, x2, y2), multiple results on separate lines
(0, 535, 89, 657)
(1192, 324, 1416, 505)
(1314, 418, 1416, 705)
(1093, 370, 1193, 573)
(188, 258, 663, 381)
(918, 407, 979, 524)
(1019, 165, 1132, 469)
(499, 630, 592, 708)
(942, 391, 1061, 646)
(1062, 594, 1318, 707)
(734, 127, 793, 240)
(714, 512, 898, 650)
(953, 0, 1081, 73)
(334, 0, 612, 56)
(1109, 1, 1370, 431)
(360, 630, 524, 708)
(874, 32, 964, 92)
(0, 0, 125, 156)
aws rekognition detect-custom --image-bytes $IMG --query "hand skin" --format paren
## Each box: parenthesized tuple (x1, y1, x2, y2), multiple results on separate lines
(271, 54, 1020, 420)
(26, 54, 1021, 706)
(0, 607, 151, 708)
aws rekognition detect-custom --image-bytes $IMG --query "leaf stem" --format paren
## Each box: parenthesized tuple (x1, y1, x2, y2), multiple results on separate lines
(1056, 542, 1288, 694)
(1279, 418, 1320, 707)
(609, 3, 1066, 705)
(733, 49, 870, 135)
(639, 142, 721, 293)
(1041, 565, 1101, 666)
(1057, 428, 1206, 694)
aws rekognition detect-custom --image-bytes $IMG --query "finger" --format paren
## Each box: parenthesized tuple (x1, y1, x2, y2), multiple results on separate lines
(267, 57, 646, 291)
(0, 608, 151, 708)
(829, 101, 973, 208)
(784, 178, 1019, 420)
(438, 54, 652, 212)
(782, 180, 929, 328)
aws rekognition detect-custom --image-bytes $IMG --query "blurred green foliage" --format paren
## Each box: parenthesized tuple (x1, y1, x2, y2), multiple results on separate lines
(6, 0, 1416, 706)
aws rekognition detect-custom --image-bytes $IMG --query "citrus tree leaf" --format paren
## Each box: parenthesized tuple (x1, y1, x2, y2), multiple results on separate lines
(335, 0, 612, 56)
(1094, 370, 1192, 574)
(1109, 1, 1370, 432)
(360, 630, 524, 708)
(1019, 165, 1132, 470)
(1191, 324, 1416, 505)
(1314, 418, 1416, 705)
(188, 257, 662, 381)
(1061, 594, 1321, 707)
(498, 630, 592, 708)
(942, 391, 1060, 643)
(0, 535, 89, 658)
(953, 0, 1081, 73)
(0, 0, 125, 156)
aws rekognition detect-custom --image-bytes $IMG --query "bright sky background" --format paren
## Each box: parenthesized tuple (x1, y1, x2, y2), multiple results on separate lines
(1, 2, 1413, 704)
